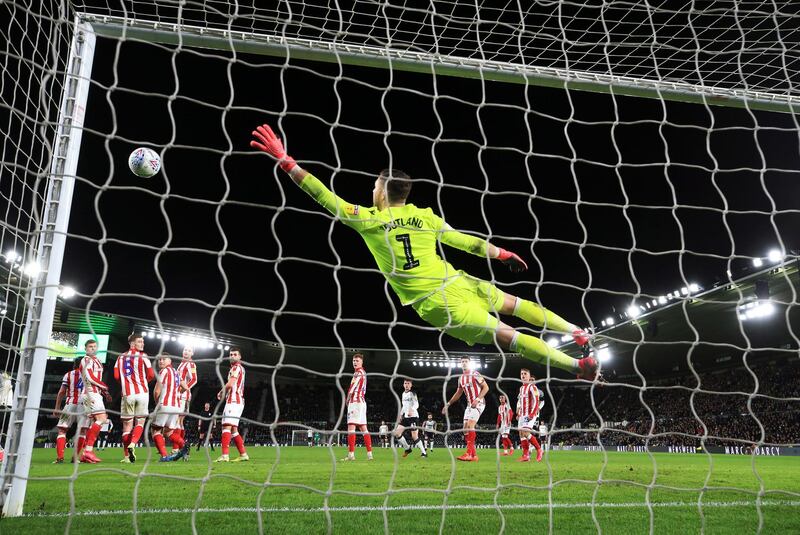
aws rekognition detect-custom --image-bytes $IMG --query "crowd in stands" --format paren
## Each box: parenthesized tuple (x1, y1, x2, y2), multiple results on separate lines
(39, 356, 800, 450)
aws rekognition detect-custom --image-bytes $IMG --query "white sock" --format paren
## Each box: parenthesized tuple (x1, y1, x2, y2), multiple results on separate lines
(398, 436, 410, 449)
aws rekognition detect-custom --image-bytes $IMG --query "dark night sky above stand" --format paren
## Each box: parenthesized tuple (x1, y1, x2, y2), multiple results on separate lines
(62, 34, 800, 355)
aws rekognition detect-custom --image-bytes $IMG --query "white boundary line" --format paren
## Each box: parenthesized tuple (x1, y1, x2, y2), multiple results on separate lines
(22, 500, 800, 517)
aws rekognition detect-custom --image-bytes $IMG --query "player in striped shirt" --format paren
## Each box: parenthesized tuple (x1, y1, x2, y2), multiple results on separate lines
(79, 339, 113, 463)
(215, 347, 249, 462)
(114, 333, 155, 463)
(516, 368, 543, 462)
(152, 355, 189, 461)
(250, 124, 598, 381)
(496, 394, 515, 456)
(342, 353, 373, 461)
(52, 359, 87, 463)
(175, 346, 198, 456)
(443, 356, 489, 462)
(394, 379, 427, 458)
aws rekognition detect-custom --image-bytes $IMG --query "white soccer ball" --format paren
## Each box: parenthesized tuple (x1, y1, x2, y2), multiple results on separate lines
(128, 147, 161, 178)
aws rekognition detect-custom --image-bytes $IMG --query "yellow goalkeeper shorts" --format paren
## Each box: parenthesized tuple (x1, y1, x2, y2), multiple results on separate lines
(412, 273, 505, 346)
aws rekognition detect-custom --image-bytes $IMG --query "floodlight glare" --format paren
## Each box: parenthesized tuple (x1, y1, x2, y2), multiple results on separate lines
(546, 337, 559, 347)
(601, 320, 607, 327)
(752, 257, 763, 267)
(626, 305, 641, 318)
(658, 296, 667, 304)
(561, 334, 572, 343)
(681, 287, 689, 295)
(651, 299, 657, 306)
(688, 283, 700, 293)
(596, 347, 612, 362)
(23, 261, 41, 278)
(767, 249, 783, 263)
(4, 250, 19, 263)
(605, 316, 615, 326)
(60, 286, 76, 299)
(224, 345, 230, 350)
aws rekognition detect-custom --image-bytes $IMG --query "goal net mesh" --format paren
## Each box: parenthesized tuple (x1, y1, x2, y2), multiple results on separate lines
(2, 0, 799, 532)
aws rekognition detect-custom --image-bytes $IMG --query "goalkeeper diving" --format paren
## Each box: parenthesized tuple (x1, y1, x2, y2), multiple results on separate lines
(250, 124, 598, 380)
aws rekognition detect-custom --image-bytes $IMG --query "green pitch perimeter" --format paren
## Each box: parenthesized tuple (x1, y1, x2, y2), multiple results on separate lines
(5, 447, 799, 534)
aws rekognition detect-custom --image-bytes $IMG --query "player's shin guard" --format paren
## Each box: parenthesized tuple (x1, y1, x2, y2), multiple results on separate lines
(153, 433, 168, 457)
(130, 424, 144, 446)
(363, 433, 373, 453)
(511, 332, 577, 372)
(347, 433, 356, 453)
(232, 433, 246, 455)
(512, 298, 574, 332)
(56, 434, 66, 459)
(84, 423, 101, 450)
(221, 430, 231, 455)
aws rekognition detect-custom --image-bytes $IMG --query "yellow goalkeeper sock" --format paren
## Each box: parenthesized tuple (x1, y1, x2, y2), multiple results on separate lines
(511, 332, 578, 372)
(512, 297, 574, 333)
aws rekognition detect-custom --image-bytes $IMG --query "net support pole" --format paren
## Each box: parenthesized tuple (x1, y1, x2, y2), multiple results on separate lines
(0, 19, 95, 517)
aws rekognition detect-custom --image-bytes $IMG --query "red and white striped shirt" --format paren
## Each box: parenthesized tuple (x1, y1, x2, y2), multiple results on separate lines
(226, 362, 245, 404)
(496, 403, 514, 428)
(458, 370, 485, 406)
(177, 360, 197, 400)
(61, 369, 83, 405)
(158, 366, 183, 408)
(115, 350, 153, 396)
(347, 367, 366, 403)
(517, 383, 540, 418)
(80, 355, 106, 394)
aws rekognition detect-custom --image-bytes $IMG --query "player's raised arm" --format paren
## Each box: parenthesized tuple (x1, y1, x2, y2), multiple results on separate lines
(250, 123, 371, 228)
(438, 222, 528, 273)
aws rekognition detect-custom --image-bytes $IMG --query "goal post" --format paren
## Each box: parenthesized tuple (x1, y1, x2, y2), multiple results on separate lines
(0, 19, 95, 517)
(82, 14, 800, 115)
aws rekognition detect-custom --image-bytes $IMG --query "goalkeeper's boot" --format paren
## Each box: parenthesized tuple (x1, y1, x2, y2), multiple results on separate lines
(572, 328, 591, 347)
(535, 448, 543, 462)
(577, 356, 599, 381)
(231, 453, 250, 462)
(127, 443, 137, 464)
(402, 448, 413, 458)
(214, 454, 230, 463)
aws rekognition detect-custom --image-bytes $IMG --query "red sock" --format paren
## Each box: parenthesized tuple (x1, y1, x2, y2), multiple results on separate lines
(221, 431, 231, 455)
(347, 433, 356, 453)
(154, 434, 167, 457)
(77, 435, 86, 453)
(170, 431, 184, 450)
(529, 435, 541, 453)
(466, 431, 475, 456)
(363, 433, 373, 453)
(56, 435, 66, 459)
(179, 429, 185, 441)
(501, 437, 509, 450)
(233, 433, 246, 455)
(130, 424, 144, 445)
(84, 423, 101, 449)
(521, 438, 529, 456)
(122, 433, 131, 456)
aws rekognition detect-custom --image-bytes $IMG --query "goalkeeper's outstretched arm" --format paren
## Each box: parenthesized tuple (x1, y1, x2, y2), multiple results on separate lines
(439, 223, 528, 272)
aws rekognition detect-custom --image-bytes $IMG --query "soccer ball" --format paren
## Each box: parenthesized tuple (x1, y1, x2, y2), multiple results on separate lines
(128, 147, 161, 178)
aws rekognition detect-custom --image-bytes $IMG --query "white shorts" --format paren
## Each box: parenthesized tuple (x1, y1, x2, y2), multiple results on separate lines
(121, 393, 150, 418)
(519, 415, 538, 431)
(463, 401, 485, 423)
(82, 392, 106, 415)
(347, 402, 367, 425)
(153, 405, 182, 429)
(57, 403, 87, 429)
(222, 402, 244, 426)
(499, 425, 511, 436)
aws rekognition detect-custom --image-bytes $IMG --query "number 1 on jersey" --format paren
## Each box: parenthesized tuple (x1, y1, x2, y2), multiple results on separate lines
(396, 233, 420, 270)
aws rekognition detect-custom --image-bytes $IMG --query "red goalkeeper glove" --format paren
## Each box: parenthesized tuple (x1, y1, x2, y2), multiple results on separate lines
(496, 248, 528, 273)
(250, 123, 297, 172)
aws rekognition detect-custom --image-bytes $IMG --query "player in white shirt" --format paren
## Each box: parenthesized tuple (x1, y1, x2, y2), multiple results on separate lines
(394, 379, 427, 458)
(422, 413, 436, 452)
(378, 421, 389, 448)
(98, 419, 114, 450)
(442, 356, 489, 462)
(307, 428, 314, 447)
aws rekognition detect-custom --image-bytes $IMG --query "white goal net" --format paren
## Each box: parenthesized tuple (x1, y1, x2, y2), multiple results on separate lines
(2, 1, 800, 533)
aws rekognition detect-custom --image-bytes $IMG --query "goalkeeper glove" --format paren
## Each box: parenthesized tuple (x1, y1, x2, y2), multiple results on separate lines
(250, 124, 297, 172)
(496, 248, 528, 273)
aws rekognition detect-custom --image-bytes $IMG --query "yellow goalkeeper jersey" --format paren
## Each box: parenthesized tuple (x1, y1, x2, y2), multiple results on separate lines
(299, 173, 490, 305)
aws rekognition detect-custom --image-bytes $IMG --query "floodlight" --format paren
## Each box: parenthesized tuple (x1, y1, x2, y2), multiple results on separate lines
(767, 249, 783, 263)
(605, 316, 615, 326)
(60, 286, 76, 299)
(23, 261, 41, 278)
(601, 320, 607, 327)
(658, 296, 667, 304)
(546, 337, 559, 347)
(4, 250, 19, 263)
(752, 258, 763, 267)
(596, 347, 612, 362)
(681, 287, 689, 295)
(224, 345, 230, 350)
(688, 283, 700, 293)
(626, 305, 641, 318)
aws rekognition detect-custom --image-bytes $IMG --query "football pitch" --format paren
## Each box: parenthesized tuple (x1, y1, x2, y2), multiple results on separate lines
(5, 447, 799, 534)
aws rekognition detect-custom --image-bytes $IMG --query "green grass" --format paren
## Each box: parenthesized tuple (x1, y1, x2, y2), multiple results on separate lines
(4, 446, 799, 534)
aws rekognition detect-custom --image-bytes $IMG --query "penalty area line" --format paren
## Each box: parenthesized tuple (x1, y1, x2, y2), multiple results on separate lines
(22, 500, 800, 517)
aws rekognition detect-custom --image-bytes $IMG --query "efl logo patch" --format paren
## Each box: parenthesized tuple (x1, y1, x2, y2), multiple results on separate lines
(345, 204, 359, 215)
